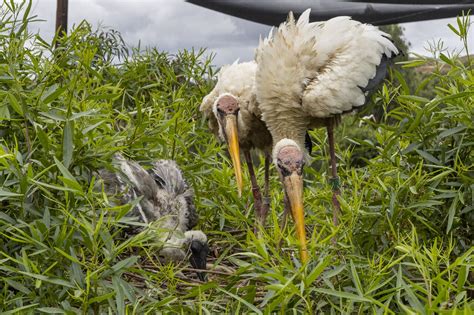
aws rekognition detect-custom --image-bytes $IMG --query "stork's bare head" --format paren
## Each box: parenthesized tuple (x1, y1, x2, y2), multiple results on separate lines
(213, 93, 243, 197)
(275, 144, 305, 178)
(274, 139, 308, 262)
(216, 94, 239, 116)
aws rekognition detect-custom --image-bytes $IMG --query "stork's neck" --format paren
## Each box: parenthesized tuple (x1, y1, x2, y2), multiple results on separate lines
(261, 100, 308, 154)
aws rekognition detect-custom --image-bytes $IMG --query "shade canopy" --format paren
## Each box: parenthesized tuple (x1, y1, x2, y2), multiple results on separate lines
(186, 0, 474, 26)
(348, 0, 473, 4)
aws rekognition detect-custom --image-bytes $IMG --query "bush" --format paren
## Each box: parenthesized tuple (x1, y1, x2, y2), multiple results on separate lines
(0, 1, 472, 313)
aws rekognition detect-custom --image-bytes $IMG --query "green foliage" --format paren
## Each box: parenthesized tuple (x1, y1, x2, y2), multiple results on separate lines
(0, 1, 473, 313)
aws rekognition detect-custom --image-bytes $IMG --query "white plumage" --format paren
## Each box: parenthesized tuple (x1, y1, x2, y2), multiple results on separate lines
(200, 61, 273, 225)
(254, 9, 398, 262)
(256, 9, 398, 150)
(200, 61, 271, 152)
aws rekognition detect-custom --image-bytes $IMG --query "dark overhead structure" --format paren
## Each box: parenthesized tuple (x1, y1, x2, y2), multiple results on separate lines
(186, 0, 474, 26)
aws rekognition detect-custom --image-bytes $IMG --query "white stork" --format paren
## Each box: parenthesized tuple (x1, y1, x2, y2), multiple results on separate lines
(99, 154, 209, 281)
(255, 9, 398, 262)
(200, 61, 273, 226)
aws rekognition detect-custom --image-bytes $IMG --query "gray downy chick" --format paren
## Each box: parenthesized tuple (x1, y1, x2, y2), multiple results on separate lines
(98, 153, 209, 281)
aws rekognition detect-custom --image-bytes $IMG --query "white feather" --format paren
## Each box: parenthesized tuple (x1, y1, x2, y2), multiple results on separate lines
(256, 10, 398, 147)
(272, 138, 300, 164)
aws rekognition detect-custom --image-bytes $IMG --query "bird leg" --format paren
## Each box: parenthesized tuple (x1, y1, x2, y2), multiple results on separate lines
(327, 117, 341, 228)
(243, 151, 265, 229)
(278, 191, 291, 249)
(261, 153, 271, 224)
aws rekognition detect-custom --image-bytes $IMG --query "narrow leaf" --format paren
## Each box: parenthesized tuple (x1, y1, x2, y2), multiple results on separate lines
(313, 288, 371, 302)
(111, 256, 138, 273)
(62, 120, 74, 168)
(41, 84, 66, 104)
(7, 93, 23, 116)
(415, 149, 440, 164)
(438, 126, 466, 139)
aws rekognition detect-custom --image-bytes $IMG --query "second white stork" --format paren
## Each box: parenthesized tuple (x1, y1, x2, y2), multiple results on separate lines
(255, 9, 398, 262)
(200, 61, 273, 226)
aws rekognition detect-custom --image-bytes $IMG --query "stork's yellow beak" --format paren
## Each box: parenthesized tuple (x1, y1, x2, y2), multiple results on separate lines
(224, 115, 243, 197)
(283, 173, 308, 263)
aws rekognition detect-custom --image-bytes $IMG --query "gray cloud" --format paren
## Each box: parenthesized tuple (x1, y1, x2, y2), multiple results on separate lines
(403, 17, 473, 56)
(29, 1, 472, 65)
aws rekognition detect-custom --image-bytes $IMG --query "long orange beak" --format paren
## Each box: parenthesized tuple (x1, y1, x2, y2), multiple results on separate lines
(224, 115, 243, 197)
(283, 173, 308, 263)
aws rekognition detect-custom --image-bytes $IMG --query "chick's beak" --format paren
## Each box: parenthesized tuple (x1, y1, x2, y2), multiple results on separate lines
(283, 172, 308, 263)
(189, 240, 209, 282)
(224, 114, 243, 197)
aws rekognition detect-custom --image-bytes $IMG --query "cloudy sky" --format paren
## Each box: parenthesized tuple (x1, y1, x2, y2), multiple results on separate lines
(29, 0, 473, 65)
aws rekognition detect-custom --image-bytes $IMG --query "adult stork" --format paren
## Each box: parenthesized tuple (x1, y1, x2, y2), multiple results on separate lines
(255, 9, 398, 262)
(200, 61, 273, 226)
(98, 154, 209, 281)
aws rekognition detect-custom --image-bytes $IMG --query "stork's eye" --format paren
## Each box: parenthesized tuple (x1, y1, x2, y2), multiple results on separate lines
(216, 107, 225, 115)
(277, 159, 291, 177)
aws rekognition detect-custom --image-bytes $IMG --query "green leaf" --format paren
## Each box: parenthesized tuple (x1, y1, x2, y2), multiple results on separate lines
(37, 307, 66, 314)
(112, 276, 125, 315)
(457, 264, 468, 291)
(41, 84, 66, 104)
(54, 247, 83, 265)
(30, 179, 79, 192)
(399, 59, 426, 68)
(398, 95, 430, 103)
(7, 93, 23, 116)
(446, 195, 459, 233)
(39, 111, 66, 122)
(53, 156, 75, 181)
(59, 176, 83, 193)
(350, 260, 364, 296)
(0, 104, 11, 120)
(439, 53, 455, 66)
(325, 264, 346, 278)
(69, 109, 100, 120)
(438, 126, 466, 139)
(448, 23, 460, 36)
(2, 304, 39, 315)
(217, 287, 263, 314)
(313, 288, 371, 302)
(0, 189, 23, 197)
(5, 279, 32, 294)
(87, 292, 116, 304)
(82, 120, 105, 134)
(111, 256, 138, 273)
(415, 149, 440, 164)
(62, 120, 74, 168)
(16, 271, 74, 288)
(306, 256, 331, 285)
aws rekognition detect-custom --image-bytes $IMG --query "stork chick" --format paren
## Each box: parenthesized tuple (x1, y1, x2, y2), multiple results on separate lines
(256, 9, 398, 262)
(200, 61, 273, 226)
(99, 154, 209, 281)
